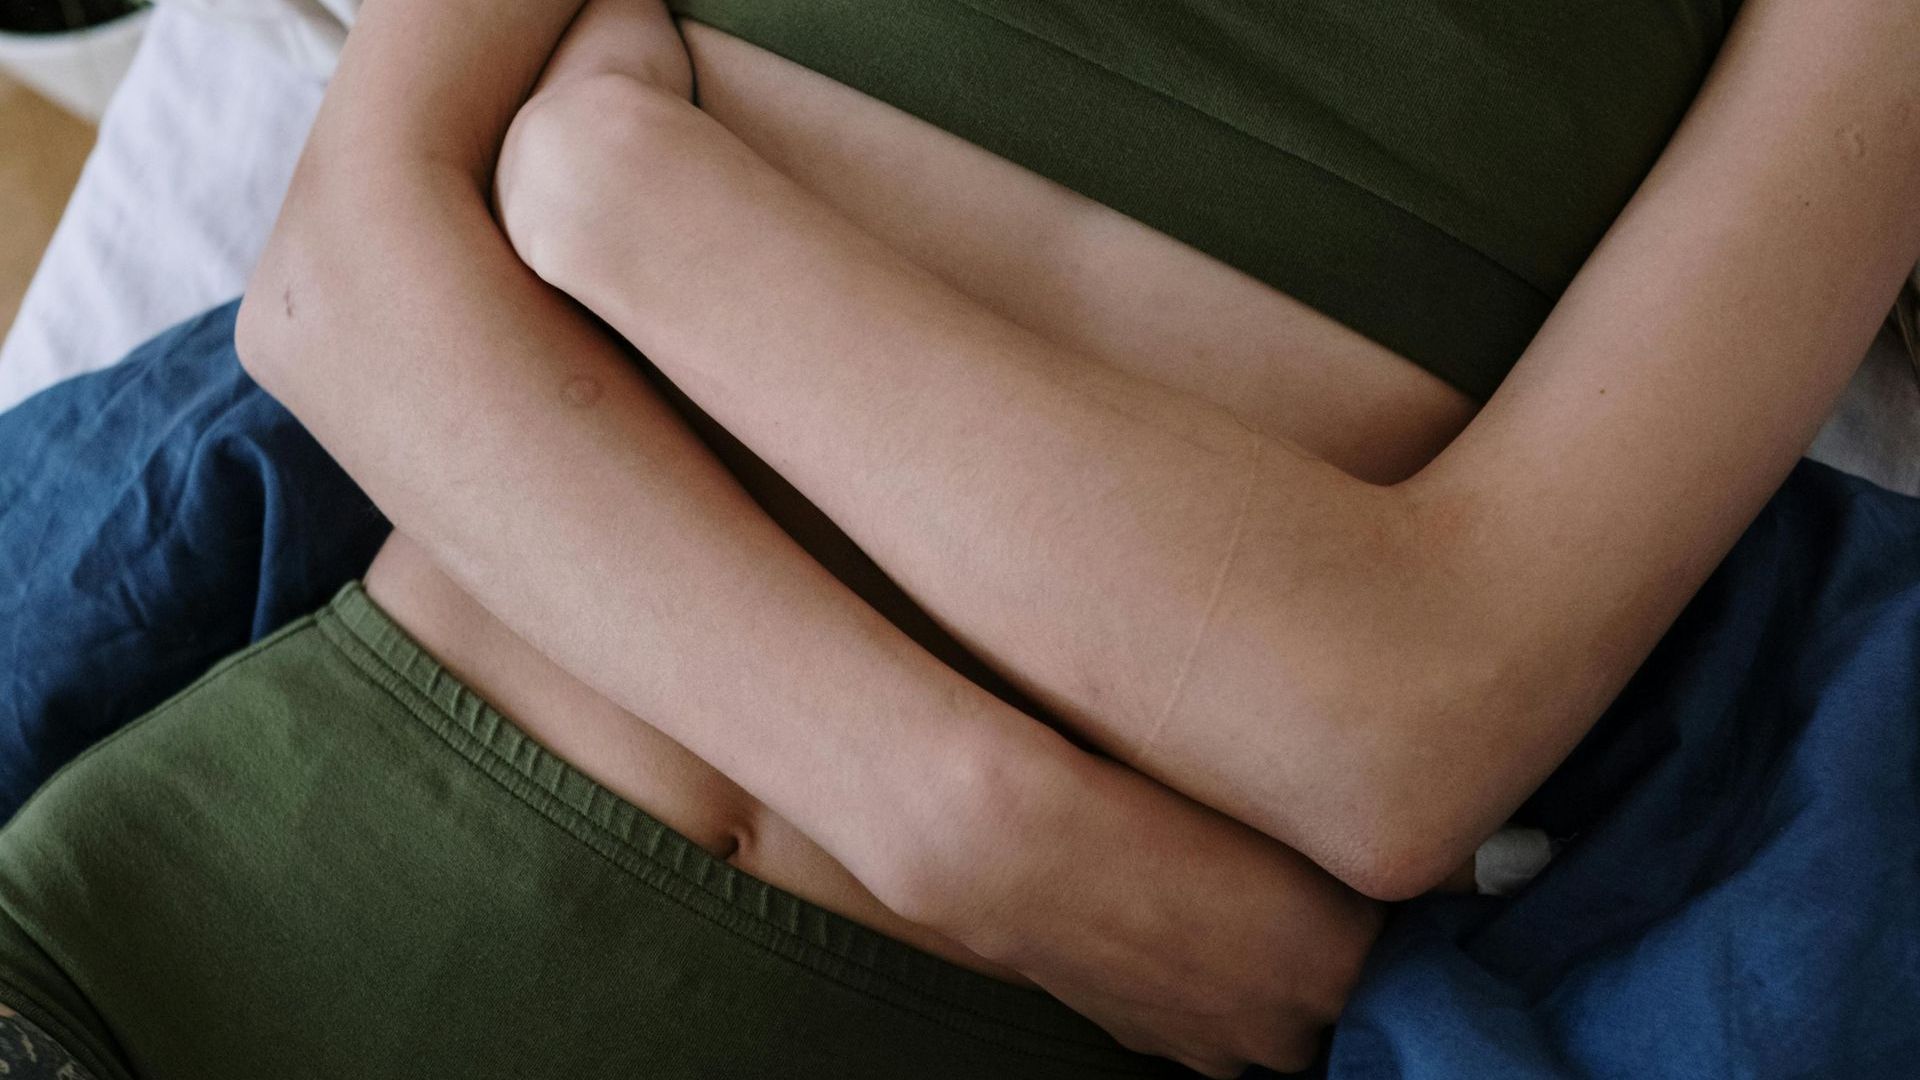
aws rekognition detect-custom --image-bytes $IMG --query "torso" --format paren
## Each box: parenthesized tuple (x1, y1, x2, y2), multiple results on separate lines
(363, 21, 1476, 977)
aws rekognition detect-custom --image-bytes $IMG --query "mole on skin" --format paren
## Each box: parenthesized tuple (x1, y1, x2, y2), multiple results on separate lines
(282, 283, 295, 320)
(1838, 123, 1867, 162)
(562, 376, 603, 407)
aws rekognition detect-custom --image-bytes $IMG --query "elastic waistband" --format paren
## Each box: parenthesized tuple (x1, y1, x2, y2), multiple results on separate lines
(313, 583, 1144, 1068)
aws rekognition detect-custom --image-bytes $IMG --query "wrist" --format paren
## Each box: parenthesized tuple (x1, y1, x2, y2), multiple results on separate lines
(863, 706, 1085, 953)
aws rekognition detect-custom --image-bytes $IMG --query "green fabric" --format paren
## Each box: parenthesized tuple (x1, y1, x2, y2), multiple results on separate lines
(0, 586, 1184, 1079)
(667, 0, 1737, 399)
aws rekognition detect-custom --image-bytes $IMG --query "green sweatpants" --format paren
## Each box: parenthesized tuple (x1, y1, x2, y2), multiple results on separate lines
(0, 585, 1187, 1079)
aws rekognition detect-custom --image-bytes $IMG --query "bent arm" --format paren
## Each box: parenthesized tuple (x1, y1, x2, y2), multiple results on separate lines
(239, 0, 998, 917)
(236, 1, 1377, 1070)
(514, 0, 1920, 899)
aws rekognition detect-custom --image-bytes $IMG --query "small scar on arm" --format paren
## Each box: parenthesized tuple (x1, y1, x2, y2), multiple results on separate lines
(282, 283, 296, 320)
(561, 376, 604, 408)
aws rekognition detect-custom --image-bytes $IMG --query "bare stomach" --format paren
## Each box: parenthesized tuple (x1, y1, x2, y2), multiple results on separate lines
(363, 21, 1476, 977)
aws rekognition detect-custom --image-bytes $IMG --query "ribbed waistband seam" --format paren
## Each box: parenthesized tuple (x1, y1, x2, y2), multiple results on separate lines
(312, 584, 1151, 1073)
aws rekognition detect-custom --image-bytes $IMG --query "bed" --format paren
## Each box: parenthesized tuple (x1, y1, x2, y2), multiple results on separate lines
(1, 6, 1917, 1077)
(0, 3, 320, 414)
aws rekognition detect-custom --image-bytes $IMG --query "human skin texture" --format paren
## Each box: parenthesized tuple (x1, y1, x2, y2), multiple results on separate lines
(236, 1, 1378, 1073)
(233, 0, 1920, 1068)
(496, 0, 1920, 899)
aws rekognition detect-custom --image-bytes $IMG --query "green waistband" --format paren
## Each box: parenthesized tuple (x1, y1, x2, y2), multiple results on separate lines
(316, 584, 1139, 1063)
(0, 585, 1168, 1077)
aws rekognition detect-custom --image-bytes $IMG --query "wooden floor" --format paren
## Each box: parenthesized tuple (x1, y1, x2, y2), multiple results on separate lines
(0, 74, 94, 341)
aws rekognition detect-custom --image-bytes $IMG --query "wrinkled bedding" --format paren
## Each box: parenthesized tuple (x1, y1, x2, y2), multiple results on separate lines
(2, 8, 1918, 1079)
(3, 302, 1917, 1078)
(0, 302, 386, 817)
(1330, 460, 1920, 1077)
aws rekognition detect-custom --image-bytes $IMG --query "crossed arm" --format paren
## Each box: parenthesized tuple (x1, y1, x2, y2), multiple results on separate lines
(495, 0, 1920, 898)
(235, 0, 1377, 1072)
(235, 0, 1917, 1031)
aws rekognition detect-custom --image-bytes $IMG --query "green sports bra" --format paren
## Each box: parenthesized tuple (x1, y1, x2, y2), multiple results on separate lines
(667, 0, 1739, 400)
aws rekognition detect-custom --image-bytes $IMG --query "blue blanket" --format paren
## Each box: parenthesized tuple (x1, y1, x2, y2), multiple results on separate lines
(3, 303, 1916, 1077)
(0, 302, 389, 817)
(1325, 455, 1920, 1077)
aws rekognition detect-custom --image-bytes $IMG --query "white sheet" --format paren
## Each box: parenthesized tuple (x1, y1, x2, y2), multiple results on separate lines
(0, 4, 320, 414)
(2, 3, 1915, 497)
(1808, 327, 1920, 496)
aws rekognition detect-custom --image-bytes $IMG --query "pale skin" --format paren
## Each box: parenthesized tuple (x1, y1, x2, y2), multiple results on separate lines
(497, 0, 1920, 899)
(222, 0, 1920, 1073)
(236, 1, 1377, 1074)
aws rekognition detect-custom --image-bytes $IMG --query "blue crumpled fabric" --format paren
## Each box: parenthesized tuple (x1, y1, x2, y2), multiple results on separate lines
(0, 300, 389, 821)
(2, 302, 1917, 1077)
(1317, 419, 1920, 1075)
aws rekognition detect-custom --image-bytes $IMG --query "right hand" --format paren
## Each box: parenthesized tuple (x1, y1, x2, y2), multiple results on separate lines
(908, 744, 1384, 1077)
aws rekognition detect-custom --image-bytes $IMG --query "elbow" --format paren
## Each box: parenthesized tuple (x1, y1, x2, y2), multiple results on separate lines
(1295, 689, 1516, 902)
(1194, 470, 1562, 901)
(233, 166, 371, 401)
(1310, 703, 1527, 902)
(1223, 730, 1492, 902)
(1334, 807, 1486, 903)
(1316, 627, 1577, 901)
(234, 257, 324, 412)
(493, 69, 710, 295)
(1293, 495, 1517, 901)
(234, 171, 330, 397)
(1244, 691, 1515, 903)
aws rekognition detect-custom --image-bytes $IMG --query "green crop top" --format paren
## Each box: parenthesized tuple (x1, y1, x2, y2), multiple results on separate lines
(666, 0, 1740, 400)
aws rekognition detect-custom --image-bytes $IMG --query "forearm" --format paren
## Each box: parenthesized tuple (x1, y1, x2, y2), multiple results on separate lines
(240, 10, 1383, 1041)
(523, 0, 1920, 899)
(508, 87, 1338, 746)
(242, 169, 1379, 1071)
(511, 77, 1419, 885)
(238, 0, 1054, 919)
